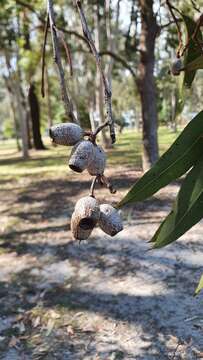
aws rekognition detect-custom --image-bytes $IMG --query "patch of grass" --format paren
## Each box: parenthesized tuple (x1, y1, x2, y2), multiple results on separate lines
(0, 128, 180, 182)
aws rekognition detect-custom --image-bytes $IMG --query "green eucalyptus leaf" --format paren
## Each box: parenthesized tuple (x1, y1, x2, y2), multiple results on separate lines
(117, 111, 203, 208)
(184, 55, 203, 72)
(182, 15, 202, 88)
(153, 158, 203, 249)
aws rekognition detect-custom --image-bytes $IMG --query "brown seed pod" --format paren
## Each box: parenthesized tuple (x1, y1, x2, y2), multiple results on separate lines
(170, 58, 183, 76)
(69, 140, 94, 173)
(49, 123, 84, 146)
(71, 196, 100, 240)
(99, 204, 123, 236)
(87, 144, 106, 176)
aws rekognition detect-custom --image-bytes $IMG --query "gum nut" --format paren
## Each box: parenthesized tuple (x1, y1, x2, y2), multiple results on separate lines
(71, 211, 93, 240)
(171, 58, 182, 76)
(99, 204, 123, 236)
(71, 196, 100, 240)
(74, 196, 100, 225)
(87, 144, 106, 175)
(49, 123, 84, 146)
(69, 140, 94, 173)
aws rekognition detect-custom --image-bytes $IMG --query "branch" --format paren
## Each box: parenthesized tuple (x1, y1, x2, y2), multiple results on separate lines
(47, 0, 77, 123)
(89, 176, 98, 197)
(100, 51, 137, 80)
(160, 18, 183, 30)
(15, 0, 90, 46)
(166, 0, 183, 57)
(75, 0, 116, 144)
(54, 27, 73, 76)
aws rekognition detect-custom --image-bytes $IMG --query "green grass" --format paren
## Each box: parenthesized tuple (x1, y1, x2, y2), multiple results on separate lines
(0, 127, 181, 181)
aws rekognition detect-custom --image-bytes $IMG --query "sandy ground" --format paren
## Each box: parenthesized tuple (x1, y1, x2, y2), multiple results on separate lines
(0, 167, 203, 359)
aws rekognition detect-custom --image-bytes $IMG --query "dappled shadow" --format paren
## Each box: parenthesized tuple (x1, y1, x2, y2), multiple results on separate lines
(0, 153, 65, 166)
(1, 224, 69, 241)
(0, 260, 202, 359)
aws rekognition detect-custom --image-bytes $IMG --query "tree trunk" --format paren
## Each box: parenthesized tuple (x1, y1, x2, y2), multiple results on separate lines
(28, 83, 46, 150)
(138, 0, 159, 171)
(15, 82, 29, 159)
(3, 75, 21, 151)
(4, 51, 29, 159)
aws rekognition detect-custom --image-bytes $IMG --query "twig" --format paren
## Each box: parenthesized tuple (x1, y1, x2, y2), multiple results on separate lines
(41, 14, 49, 98)
(100, 51, 137, 80)
(54, 27, 73, 76)
(75, 0, 116, 144)
(166, 0, 183, 57)
(88, 121, 109, 143)
(191, 0, 201, 13)
(89, 176, 98, 197)
(47, 0, 77, 122)
(181, 14, 203, 57)
(100, 174, 116, 194)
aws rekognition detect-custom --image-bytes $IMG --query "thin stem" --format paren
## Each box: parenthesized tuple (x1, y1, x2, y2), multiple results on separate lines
(100, 174, 116, 194)
(89, 176, 98, 197)
(47, 0, 77, 122)
(54, 27, 73, 76)
(75, 0, 116, 143)
(166, 0, 183, 57)
(41, 14, 49, 98)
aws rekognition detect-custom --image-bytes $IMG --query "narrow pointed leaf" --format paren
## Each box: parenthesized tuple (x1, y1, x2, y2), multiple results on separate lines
(194, 275, 203, 296)
(153, 158, 203, 249)
(182, 15, 202, 88)
(150, 210, 173, 243)
(185, 55, 203, 72)
(117, 111, 203, 208)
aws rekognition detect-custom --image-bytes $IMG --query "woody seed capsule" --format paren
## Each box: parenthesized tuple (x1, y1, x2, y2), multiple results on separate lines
(71, 196, 100, 240)
(87, 144, 106, 176)
(69, 140, 94, 173)
(170, 58, 183, 76)
(49, 123, 84, 146)
(99, 204, 123, 236)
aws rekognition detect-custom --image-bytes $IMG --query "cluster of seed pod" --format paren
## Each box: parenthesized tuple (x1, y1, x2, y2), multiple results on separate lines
(49, 122, 123, 240)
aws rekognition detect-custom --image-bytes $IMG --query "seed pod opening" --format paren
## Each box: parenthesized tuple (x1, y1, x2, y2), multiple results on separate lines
(87, 144, 106, 176)
(49, 123, 84, 146)
(170, 58, 183, 76)
(71, 211, 93, 240)
(71, 196, 100, 240)
(99, 204, 123, 236)
(69, 140, 94, 173)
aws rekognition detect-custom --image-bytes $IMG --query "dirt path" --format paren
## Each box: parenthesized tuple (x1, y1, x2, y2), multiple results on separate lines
(0, 167, 203, 359)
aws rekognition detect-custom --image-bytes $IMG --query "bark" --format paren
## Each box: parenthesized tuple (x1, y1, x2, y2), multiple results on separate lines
(28, 83, 46, 150)
(138, 0, 159, 171)
(15, 81, 29, 159)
